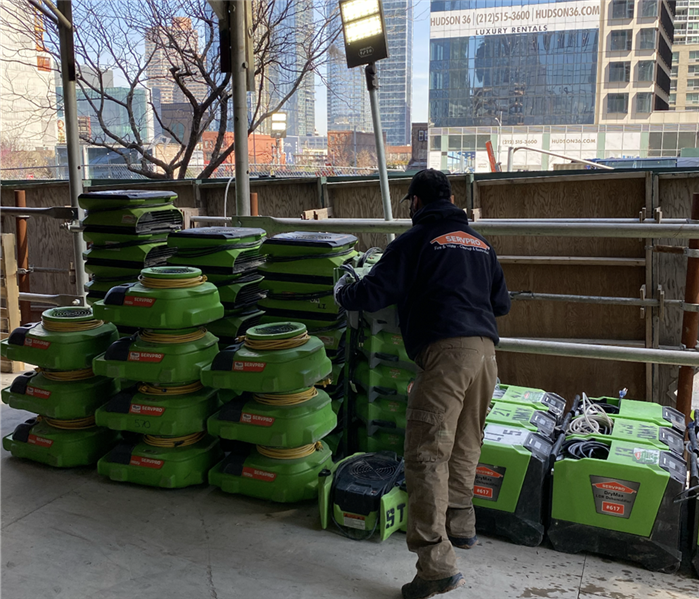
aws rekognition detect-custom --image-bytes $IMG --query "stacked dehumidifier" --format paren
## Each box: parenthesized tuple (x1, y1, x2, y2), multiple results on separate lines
(1, 307, 119, 467)
(91, 266, 226, 488)
(79, 190, 183, 306)
(202, 321, 336, 503)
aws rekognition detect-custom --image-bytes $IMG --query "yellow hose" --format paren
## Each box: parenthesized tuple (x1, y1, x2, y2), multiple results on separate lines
(143, 431, 206, 448)
(257, 442, 323, 460)
(42, 415, 96, 430)
(139, 274, 207, 289)
(38, 367, 95, 381)
(42, 318, 104, 332)
(253, 387, 317, 406)
(138, 381, 204, 396)
(244, 332, 310, 351)
(139, 328, 207, 344)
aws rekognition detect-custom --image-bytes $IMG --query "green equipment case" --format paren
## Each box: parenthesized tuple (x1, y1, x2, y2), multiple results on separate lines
(485, 401, 558, 441)
(353, 360, 414, 401)
(359, 329, 415, 371)
(351, 306, 401, 336)
(93, 267, 224, 329)
(492, 384, 567, 425)
(1, 307, 118, 370)
(82, 203, 183, 236)
(357, 425, 405, 456)
(590, 396, 686, 434)
(207, 308, 264, 348)
(98, 434, 222, 488)
(259, 312, 346, 332)
(3, 417, 118, 467)
(201, 323, 332, 392)
(356, 394, 407, 430)
(209, 441, 332, 503)
(83, 242, 176, 276)
(688, 424, 699, 576)
(207, 389, 336, 447)
(217, 273, 267, 311)
(85, 277, 139, 302)
(318, 451, 407, 541)
(78, 189, 177, 212)
(549, 436, 686, 572)
(93, 328, 219, 384)
(2, 371, 116, 419)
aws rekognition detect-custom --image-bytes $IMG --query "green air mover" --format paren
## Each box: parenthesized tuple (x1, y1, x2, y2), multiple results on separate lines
(472, 423, 562, 547)
(258, 277, 341, 317)
(492, 384, 567, 425)
(260, 312, 346, 332)
(688, 424, 699, 576)
(85, 277, 139, 302)
(208, 441, 332, 503)
(95, 384, 232, 436)
(98, 433, 222, 488)
(93, 267, 223, 329)
(590, 396, 686, 434)
(93, 328, 219, 384)
(353, 360, 414, 402)
(207, 308, 264, 348)
(3, 417, 118, 467)
(356, 394, 407, 430)
(360, 329, 415, 371)
(354, 306, 402, 336)
(207, 389, 336, 447)
(486, 402, 558, 441)
(309, 324, 347, 362)
(217, 274, 267, 311)
(79, 189, 177, 212)
(201, 322, 332, 392)
(83, 242, 176, 276)
(358, 425, 405, 455)
(82, 203, 183, 236)
(318, 451, 407, 541)
(1, 307, 118, 370)
(167, 227, 266, 276)
(2, 371, 116, 419)
(548, 436, 686, 572)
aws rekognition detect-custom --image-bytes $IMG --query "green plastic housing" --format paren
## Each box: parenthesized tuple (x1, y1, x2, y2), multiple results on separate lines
(1, 313, 118, 370)
(2, 371, 116, 419)
(82, 204, 183, 236)
(485, 401, 558, 441)
(3, 418, 118, 467)
(85, 277, 138, 302)
(592, 396, 686, 434)
(358, 427, 405, 455)
(208, 441, 332, 503)
(207, 390, 336, 447)
(83, 242, 175, 275)
(356, 394, 407, 429)
(360, 329, 414, 370)
(97, 435, 222, 488)
(217, 274, 266, 310)
(353, 360, 414, 401)
(258, 277, 339, 316)
(207, 309, 264, 347)
(93, 329, 219, 384)
(79, 189, 177, 212)
(95, 386, 231, 436)
(259, 313, 346, 332)
(492, 384, 567, 424)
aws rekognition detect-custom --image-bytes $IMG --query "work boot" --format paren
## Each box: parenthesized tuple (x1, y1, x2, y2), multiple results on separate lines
(448, 534, 478, 550)
(401, 573, 465, 599)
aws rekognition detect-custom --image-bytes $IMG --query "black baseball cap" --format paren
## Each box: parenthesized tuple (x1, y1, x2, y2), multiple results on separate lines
(400, 169, 452, 205)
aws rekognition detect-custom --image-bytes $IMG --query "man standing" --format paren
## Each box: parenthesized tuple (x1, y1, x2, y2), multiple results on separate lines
(334, 169, 510, 599)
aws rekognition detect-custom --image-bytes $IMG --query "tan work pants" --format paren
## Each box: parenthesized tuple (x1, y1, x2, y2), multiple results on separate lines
(404, 336, 497, 580)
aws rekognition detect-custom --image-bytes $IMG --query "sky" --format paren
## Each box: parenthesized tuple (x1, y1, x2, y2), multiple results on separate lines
(314, 0, 431, 135)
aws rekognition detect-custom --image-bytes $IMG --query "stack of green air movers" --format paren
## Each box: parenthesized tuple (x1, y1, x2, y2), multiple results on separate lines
(79, 190, 183, 305)
(258, 233, 359, 424)
(91, 266, 226, 488)
(548, 392, 688, 572)
(202, 322, 336, 503)
(1, 307, 119, 467)
(166, 227, 267, 348)
(688, 420, 699, 577)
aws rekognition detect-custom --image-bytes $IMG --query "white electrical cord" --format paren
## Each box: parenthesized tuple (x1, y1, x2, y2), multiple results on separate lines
(223, 175, 235, 221)
(567, 392, 614, 435)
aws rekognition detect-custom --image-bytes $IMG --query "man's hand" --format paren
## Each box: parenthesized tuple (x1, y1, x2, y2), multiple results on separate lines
(333, 273, 353, 306)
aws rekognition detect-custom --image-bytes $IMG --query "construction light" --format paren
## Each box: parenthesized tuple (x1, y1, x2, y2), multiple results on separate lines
(270, 112, 287, 139)
(339, 0, 388, 68)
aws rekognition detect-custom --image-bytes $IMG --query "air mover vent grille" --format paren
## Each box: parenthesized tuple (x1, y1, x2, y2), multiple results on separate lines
(158, 267, 194, 274)
(52, 308, 93, 319)
(347, 455, 402, 482)
(260, 324, 299, 335)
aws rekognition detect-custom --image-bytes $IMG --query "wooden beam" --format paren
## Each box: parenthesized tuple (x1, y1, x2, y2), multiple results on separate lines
(1, 233, 24, 372)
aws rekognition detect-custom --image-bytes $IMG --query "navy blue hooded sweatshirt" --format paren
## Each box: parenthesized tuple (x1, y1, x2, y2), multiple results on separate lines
(337, 200, 511, 360)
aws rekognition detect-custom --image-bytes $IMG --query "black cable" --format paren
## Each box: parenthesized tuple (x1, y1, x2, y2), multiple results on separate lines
(562, 439, 610, 460)
(358, 247, 382, 267)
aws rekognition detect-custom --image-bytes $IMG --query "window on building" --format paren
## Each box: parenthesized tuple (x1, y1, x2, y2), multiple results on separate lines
(638, 61, 655, 81)
(611, 30, 633, 50)
(36, 55, 50, 72)
(418, 130, 425, 142)
(670, 93, 677, 104)
(690, 65, 699, 75)
(607, 93, 629, 113)
(636, 92, 653, 112)
(691, 51, 699, 61)
(641, 0, 658, 18)
(689, 79, 699, 89)
(612, 1, 634, 18)
(687, 93, 699, 104)
(609, 61, 631, 82)
(671, 66, 679, 77)
(638, 28, 656, 49)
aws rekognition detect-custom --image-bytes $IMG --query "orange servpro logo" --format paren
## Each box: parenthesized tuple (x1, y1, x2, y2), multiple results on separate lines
(431, 231, 489, 250)
(476, 466, 503, 478)
(592, 481, 637, 494)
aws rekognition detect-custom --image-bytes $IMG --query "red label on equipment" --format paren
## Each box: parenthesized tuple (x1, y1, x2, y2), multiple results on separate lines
(602, 501, 626, 515)
(241, 413, 275, 427)
(129, 404, 165, 416)
(27, 434, 53, 448)
(474, 486, 494, 499)
(24, 338, 51, 349)
(123, 296, 156, 308)
(242, 467, 277, 482)
(592, 481, 637, 494)
(128, 351, 164, 363)
(26, 386, 51, 399)
(233, 361, 266, 372)
(129, 456, 164, 469)
(476, 466, 504, 479)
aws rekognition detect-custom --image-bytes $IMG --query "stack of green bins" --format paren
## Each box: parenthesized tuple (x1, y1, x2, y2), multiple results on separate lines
(79, 190, 183, 305)
(166, 227, 267, 348)
(202, 322, 336, 503)
(0, 307, 119, 467)
(91, 266, 226, 488)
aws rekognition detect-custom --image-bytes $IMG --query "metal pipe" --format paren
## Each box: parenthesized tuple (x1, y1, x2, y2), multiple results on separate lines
(0, 206, 77, 219)
(14, 191, 31, 323)
(250, 192, 259, 217)
(496, 337, 699, 367)
(676, 192, 699, 421)
(57, 0, 87, 305)
(19, 292, 82, 306)
(506, 146, 615, 172)
(510, 291, 699, 312)
(230, 1, 250, 217)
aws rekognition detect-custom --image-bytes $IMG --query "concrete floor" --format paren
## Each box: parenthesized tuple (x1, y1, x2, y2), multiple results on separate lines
(2, 373, 699, 599)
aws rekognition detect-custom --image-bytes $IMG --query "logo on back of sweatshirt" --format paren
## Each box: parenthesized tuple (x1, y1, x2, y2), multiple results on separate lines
(430, 231, 490, 251)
